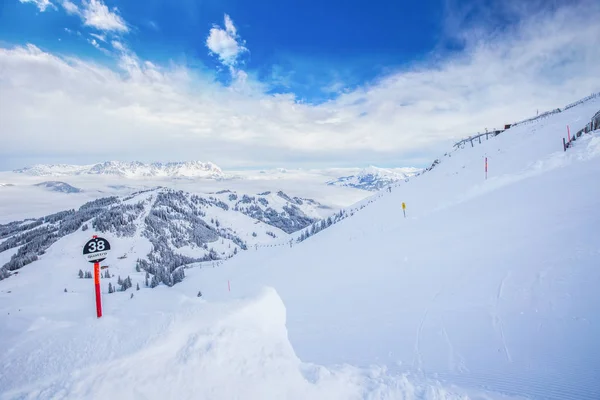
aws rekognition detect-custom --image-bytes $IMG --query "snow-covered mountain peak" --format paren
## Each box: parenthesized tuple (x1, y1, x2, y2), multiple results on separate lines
(14, 161, 226, 178)
(327, 165, 421, 191)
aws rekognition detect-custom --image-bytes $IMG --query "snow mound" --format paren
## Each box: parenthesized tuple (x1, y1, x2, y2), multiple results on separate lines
(0, 287, 473, 400)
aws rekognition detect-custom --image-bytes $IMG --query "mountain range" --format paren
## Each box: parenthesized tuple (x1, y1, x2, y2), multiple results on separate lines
(326, 166, 420, 191)
(11, 162, 422, 192)
(14, 161, 225, 179)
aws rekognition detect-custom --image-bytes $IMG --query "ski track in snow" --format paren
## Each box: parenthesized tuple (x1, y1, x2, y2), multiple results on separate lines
(492, 270, 512, 363)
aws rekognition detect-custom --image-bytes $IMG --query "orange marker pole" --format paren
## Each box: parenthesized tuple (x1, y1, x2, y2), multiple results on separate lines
(94, 262, 102, 318)
(485, 157, 488, 180)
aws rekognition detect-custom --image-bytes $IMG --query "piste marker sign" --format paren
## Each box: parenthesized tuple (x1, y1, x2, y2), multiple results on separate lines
(83, 237, 111, 263)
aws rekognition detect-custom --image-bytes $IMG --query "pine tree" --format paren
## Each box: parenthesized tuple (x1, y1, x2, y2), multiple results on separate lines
(136, 282, 140, 291)
(108, 282, 114, 294)
(64, 288, 67, 293)
(78, 269, 84, 279)
(118, 276, 123, 285)
(136, 264, 141, 272)
(197, 291, 202, 297)
(145, 275, 149, 287)
(130, 293, 134, 299)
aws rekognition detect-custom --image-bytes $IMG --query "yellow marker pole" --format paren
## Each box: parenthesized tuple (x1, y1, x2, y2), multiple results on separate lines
(402, 202, 406, 218)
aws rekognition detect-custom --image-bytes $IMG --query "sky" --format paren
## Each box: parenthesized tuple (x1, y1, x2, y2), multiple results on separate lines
(0, 0, 599, 171)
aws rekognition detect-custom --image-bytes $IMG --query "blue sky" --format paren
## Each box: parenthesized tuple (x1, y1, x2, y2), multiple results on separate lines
(0, 0, 599, 170)
(2, 0, 445, 101)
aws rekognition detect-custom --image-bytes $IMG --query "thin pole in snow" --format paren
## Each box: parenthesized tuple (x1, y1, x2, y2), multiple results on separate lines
(485, 157, 488, 180)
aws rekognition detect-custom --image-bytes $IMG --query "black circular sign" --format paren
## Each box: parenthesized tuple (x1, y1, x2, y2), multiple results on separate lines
(82, 237, 111, 263)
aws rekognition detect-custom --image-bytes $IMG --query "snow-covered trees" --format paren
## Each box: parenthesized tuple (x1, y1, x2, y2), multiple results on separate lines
(0, 187, 320, 283)
(296, 210, 347, 244)
(0, 196, 141, 280)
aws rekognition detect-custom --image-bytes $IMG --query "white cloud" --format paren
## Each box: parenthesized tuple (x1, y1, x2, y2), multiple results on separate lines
(18, 0, 56, 12)
(87, 38, 111, 55)
(60, 0, 79, 15)
(224, 14, 237, 36)
(111, 41, 125, 51)
(206, 14, 247, 69)
(81, 0, 128, 33)
(90, 33, 107, 42)
(1, 2, 599, 170)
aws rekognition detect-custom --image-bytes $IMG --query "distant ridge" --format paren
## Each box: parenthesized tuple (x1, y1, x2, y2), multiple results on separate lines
(14, 161, 225, 178)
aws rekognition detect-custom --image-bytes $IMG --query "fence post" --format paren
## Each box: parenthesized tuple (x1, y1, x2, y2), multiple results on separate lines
(563, 138, 567, 152)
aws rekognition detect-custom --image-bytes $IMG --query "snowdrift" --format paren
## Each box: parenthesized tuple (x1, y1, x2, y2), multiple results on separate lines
(1, 287, 473, 400)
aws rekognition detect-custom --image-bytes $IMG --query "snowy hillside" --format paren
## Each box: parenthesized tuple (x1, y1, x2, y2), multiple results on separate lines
(326, 166, 421, 191)
(14, 161, 226, 178)
(0, 187, 320, 283)
(1, 97, 599, 399)
(195, 99, 600, 399)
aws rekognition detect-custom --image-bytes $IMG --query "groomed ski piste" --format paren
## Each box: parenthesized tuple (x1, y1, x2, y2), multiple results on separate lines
(1, 98, 599, 399)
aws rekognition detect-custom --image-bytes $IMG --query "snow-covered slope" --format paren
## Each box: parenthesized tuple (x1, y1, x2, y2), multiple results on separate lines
(14, 161, 225, 178)
(193, 99, 600, 399)
(1, 98, 599, 399)
(0, 187, 323, 282)
(326, 166, 421, 191)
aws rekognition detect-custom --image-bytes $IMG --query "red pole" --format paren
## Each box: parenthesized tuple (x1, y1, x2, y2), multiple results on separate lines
(94, 262, 102, 318)
(485, 157, 488, 180)
(228, 280, 230, 292)
(567, 125, 571, 142)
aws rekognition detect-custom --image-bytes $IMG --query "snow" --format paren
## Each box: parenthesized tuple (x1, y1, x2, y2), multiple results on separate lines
(0, 169, 369, 224)
(1, 98, 600, 399)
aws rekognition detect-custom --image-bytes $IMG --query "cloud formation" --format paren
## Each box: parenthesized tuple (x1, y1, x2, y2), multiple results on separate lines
(2, 1, 600, 170)
(90, 33, 107, 42)
(206, 14, 248, 71)
(19, 0, 56, 12)
(56, 0, 129, 33)
(59, 0, 78, 15)
(82, 0, 128, 32)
